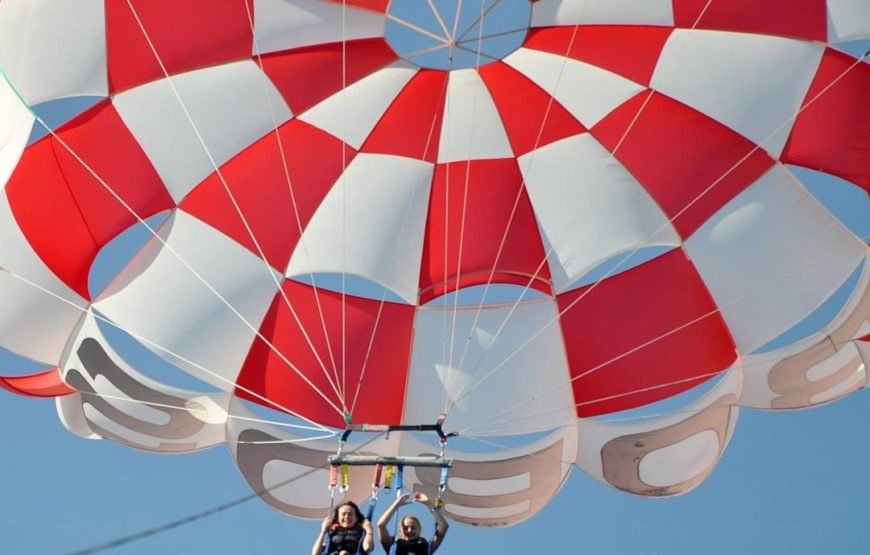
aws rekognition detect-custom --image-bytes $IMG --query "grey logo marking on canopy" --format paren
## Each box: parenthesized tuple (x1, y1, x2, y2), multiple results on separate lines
(65, 337, 207, 452)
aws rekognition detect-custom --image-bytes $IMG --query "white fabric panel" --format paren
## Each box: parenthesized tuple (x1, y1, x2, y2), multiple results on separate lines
(684, 166, 867, 354)
(77, 401, 224, 450)
(764, 262, 867, 362)
(90, 374, 168, 425)
(519, 134, 681, 293)
(82, 404, 163, 448)
(827, 0, 870, 42)
(0, 272, 85, 364)
(531, 0, 674, 27)
(447, 501, 530, 519)
(650, 30, 824, 158)
(739, 264, 869, 408)
(437, 68, 515, 163)
(113, 60, 292, 203)
(806, 342, 863, 382)
(808, 344, 866, 404)
(298, 61, 417, 148)
(0, 194, 87, 364)
(449, 474, 531, 496)
(0, 74, 34, 188)
(262, 459, 330, 509)
(396, 427, 577, 478)
(93, 211, 282, 390)
(253, 0, 385, 55)
(0, 0, 107, 104)
(285, 153, 433, 304)
(638, 430, 720, 487)
(0, 89, 37, 360)
(56, 394, 101, 439)
(57, 313, 230, 451)
(396, 428, 578, 527)
(577, 364, 741, 486)
(504, 48, 645, 129)
(740, 345, 865, 408)
(860, 341, 870, 388)
(404, 299, 575, 435)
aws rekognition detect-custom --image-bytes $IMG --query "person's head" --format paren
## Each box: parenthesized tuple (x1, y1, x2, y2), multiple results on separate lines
(399, 515, 423, 540)
(332, 501, 364, 529)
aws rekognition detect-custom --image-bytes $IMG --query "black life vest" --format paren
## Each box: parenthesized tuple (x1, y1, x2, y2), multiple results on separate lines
(328, 525, 365, 554)
(395, 537, 430, 555)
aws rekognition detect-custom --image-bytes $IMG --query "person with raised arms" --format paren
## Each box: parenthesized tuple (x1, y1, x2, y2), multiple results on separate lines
(377, 492, 449, 554)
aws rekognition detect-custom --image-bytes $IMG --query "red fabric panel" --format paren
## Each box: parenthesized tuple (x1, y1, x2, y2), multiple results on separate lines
(318, 0, 389, 12)
(419, 159, 551, 303)
(673, 0, 827, 41)
(6, 102, 171, 299)
(0, 369, 75, 397)
(591, 92, 774, 238)
(261, 39, 398, 116)
(106, 0, 254, 93)
(181, 120, 356, 272)
(523, 26, 673, 86)
(6, 141, 97, 299)
(479, 61, 586, 156)
(50, 103, 173, 245)
(781, 49, 870, 193)
(556, 249, 736, 417)
(361, 70, 447, 163)
(235, 280, 414, 428)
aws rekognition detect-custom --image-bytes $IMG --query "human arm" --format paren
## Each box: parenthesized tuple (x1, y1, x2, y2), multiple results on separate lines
(429, 505, 449, 552)
(312, 517, 331, 555)
(376, 493, 411, 551)
(361, 517, 375, 553)
(409, 493, 449, 552)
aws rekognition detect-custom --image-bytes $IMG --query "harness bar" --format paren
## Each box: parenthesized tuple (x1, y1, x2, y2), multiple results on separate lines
(328, 455, 453, 468)
(339, 414, 458, 444)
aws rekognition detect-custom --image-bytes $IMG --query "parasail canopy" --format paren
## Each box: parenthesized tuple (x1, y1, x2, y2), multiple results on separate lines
(0, 0, 868, 528)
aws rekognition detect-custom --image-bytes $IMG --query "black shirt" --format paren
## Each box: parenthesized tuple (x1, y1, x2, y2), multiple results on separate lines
(395, 537, 430, 555)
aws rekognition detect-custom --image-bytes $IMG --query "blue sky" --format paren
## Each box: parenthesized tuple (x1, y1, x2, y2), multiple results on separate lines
(1, 6, 869, 554)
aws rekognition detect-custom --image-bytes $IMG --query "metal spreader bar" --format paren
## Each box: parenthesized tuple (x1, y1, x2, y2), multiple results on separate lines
(328, 454, 453, 468)
(338, 413, 458, 444)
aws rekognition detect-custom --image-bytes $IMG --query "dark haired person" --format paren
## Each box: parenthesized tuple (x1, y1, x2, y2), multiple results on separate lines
(312, 501, 374, 555)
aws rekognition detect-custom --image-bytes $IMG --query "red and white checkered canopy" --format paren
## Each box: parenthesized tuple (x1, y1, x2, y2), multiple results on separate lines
(1, 0, 868, 526)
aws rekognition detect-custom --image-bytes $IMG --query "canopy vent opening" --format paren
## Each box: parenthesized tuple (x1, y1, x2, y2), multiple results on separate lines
(385, 0, 531, 70)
